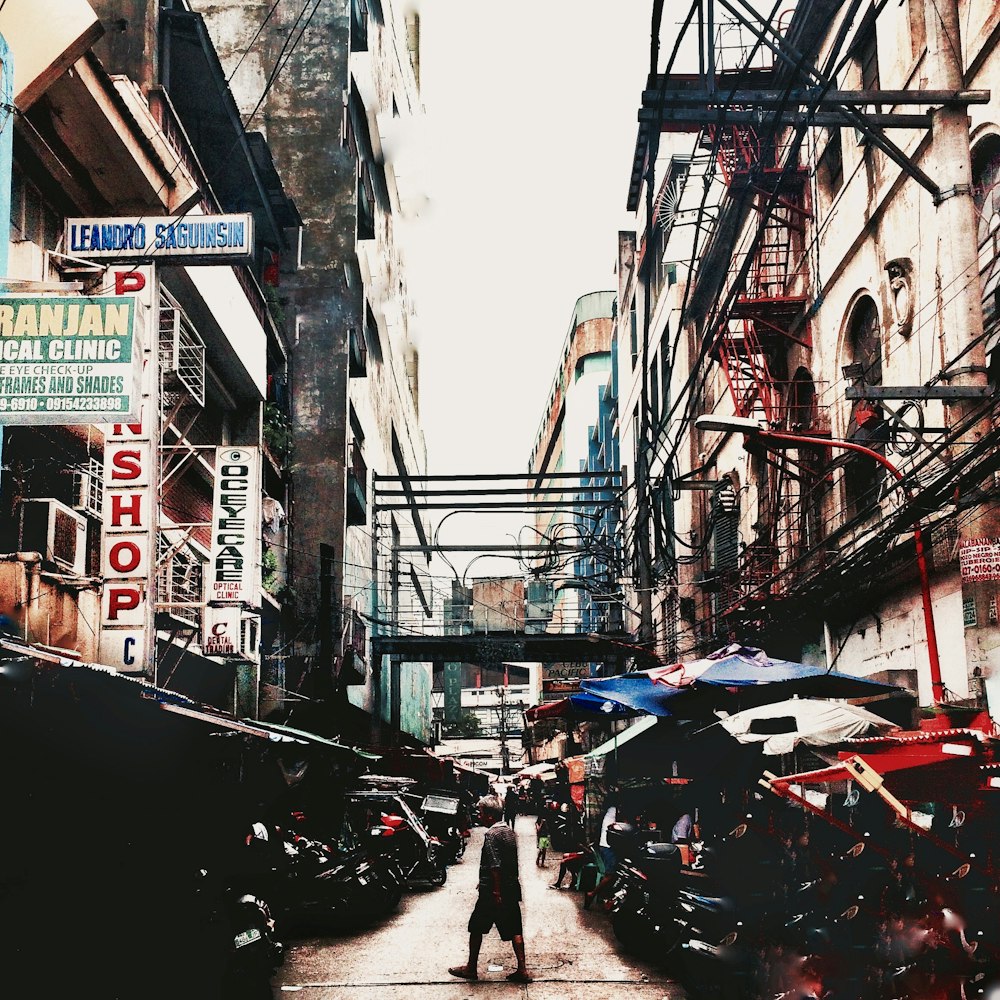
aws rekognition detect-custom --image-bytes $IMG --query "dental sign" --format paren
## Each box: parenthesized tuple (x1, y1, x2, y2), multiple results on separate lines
(65, 213, 254, 263)
(203, 447, 261, 658)
(0, 295, 140, 424)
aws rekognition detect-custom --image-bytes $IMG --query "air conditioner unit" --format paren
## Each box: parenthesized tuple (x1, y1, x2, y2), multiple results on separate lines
(72, 458, 104, 518)
(19, 498, 88, 575)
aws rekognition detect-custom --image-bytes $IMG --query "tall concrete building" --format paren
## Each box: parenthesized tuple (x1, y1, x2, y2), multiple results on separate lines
(527, 291, 621, 695)
(191, 0, 431, 741)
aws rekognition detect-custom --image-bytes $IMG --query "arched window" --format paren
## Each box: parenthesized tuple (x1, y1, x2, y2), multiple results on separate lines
(972, 136, 1000, 349)
(843, 296, 887, 514)
(789, 368, 825, 553)
(788, 367, 817, 431)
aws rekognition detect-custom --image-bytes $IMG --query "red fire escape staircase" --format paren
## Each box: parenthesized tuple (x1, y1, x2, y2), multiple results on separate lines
(707, 130, 827, 621)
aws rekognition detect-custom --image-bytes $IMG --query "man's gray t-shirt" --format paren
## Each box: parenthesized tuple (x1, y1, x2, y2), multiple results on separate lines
(479, 820, 521, 902)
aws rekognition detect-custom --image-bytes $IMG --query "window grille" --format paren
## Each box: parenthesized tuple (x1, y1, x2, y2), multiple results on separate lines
(72, 457, 104, 518)
(156, 533, 205, 631)
(159, 290, 206, 407)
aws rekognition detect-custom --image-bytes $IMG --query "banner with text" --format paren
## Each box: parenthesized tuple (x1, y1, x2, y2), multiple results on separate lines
(207, 446, 262, 604)
(98, 268, 156, 672)
(204, 446, 261, 658)
(0, 295, 140, 424)
(66, 214, 254, 263)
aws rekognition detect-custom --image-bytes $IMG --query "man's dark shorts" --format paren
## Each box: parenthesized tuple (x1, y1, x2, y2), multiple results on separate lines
(468, 894, 523, 941)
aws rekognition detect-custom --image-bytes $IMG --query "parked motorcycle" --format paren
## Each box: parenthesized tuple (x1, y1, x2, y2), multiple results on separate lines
(192, 868, 284, 1000)
(220, 889, 284, 1000)
(348, 791, 448, 887)
(278, 830, 405, 925)
(603, 823, 685, 961)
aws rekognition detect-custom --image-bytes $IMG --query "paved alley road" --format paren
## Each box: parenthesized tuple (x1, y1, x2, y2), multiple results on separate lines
(272, 818, 686, 1000)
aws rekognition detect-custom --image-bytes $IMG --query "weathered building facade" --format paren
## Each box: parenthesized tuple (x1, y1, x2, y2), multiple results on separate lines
(619, 0, 1000, 718)
(197, 0, 432, 742)
(1, 0, 298, 717)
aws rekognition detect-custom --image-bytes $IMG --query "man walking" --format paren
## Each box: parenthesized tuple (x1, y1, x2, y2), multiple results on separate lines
(448, 795, 532, 983)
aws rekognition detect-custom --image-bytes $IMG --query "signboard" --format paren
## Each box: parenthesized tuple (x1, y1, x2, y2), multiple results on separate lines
(203, 606, 242, 657)
(960, 538, 1000, 583)
(65, 214, 254, 263)
(98, 268, 156, 672)
(203, 447, 261, 658)
(206, 447, 262, 605)
(0, 295, 140, 424)
(444, 662, 462, 723)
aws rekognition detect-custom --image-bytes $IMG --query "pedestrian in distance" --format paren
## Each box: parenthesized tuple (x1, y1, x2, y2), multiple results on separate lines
(503, 784, 518, 827)
(535, 813, 551, 867)
(448, 795, 532, 984)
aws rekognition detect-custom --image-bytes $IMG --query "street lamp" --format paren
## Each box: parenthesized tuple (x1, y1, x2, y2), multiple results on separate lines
(694, 414, 944, 704)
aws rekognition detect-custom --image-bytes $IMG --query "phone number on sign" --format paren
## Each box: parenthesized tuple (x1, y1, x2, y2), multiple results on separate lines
(0, 397, 129, 412)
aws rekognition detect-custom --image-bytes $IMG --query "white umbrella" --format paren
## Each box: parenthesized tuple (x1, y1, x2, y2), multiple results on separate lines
(717, 698, 895, 755)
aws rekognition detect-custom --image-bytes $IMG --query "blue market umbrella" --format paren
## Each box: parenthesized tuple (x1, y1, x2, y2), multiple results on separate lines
(581, 644, 900, 717)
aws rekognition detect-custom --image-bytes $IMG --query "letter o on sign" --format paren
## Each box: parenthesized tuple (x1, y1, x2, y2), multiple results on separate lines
(109, 540, 142, 574)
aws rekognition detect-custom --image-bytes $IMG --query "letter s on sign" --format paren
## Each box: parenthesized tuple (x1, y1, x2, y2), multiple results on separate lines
(111, 449, 143, 480)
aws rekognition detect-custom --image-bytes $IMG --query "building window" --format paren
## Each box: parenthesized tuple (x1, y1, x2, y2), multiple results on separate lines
(856, 17, 880, 93)
(659, 335, 670, 422)
(629, 301, 638, 369)
(10, 161, 61, 248)
(842, 296, 887, 514)
(789, 368, 826, 553)
(821, 128, 844, 196)
(973, 137, 1000, 349)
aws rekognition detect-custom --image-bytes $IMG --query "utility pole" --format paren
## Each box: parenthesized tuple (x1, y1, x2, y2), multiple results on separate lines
(493, 685, 510, 774)
(318, 544, 337, 706)
(925, 0, 1000, 712)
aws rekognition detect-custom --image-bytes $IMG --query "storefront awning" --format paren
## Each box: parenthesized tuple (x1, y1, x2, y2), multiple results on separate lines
(718, 698, 895, 755)
(588, 716, 659, 758)
(770, 729, 995, 805)
(524, 691, 637, 722)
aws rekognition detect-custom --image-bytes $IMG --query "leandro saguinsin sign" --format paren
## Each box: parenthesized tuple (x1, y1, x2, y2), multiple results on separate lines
(65, 213, 254, 262)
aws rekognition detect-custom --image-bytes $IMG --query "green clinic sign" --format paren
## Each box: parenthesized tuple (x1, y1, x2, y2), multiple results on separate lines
(0, 295, 140, 424)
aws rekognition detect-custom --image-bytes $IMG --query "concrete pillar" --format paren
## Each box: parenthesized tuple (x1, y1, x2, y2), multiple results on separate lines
(925, 0, 1000, 712)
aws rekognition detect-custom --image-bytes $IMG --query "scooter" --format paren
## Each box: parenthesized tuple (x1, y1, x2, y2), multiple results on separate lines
(604, 823, 685, 961)
(223, 890, 283, 1000)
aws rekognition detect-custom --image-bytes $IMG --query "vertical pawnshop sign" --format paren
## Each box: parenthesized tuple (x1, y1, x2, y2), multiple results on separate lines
(203, 446, 261, 656)
(98, 268, 155, 672)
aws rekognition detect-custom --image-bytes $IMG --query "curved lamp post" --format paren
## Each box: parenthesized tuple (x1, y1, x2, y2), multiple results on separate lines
(694, 414, 944, 705)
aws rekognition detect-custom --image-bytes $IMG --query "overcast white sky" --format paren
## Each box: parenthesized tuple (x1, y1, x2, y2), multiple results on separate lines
(404, 1, 653, 475)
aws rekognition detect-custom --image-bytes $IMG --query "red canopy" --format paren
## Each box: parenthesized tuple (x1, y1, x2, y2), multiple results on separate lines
(525, 699, 573, 721)
(771, 729, 995, 805)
